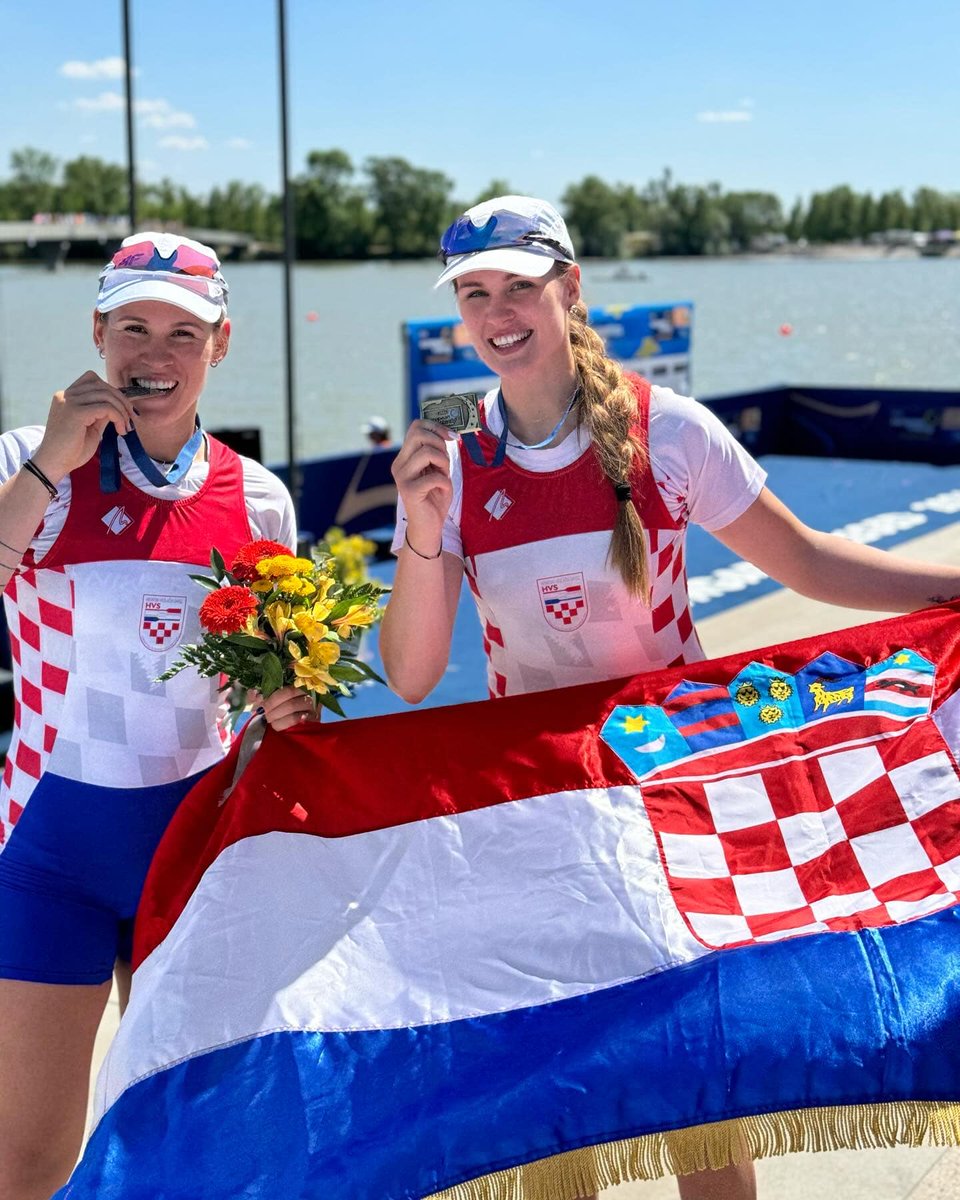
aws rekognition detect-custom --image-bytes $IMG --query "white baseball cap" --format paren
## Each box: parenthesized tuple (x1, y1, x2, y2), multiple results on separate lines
(96, 231, 229, 323)
(435, 195, 576, 288)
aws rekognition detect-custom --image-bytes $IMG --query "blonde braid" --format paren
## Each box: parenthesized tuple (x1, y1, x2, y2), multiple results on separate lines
(567, 294, 650, 601)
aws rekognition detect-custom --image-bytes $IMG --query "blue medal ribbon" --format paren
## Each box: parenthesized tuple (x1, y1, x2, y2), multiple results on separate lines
(461, 387, 579, 469)
(99, 417, 204, 493)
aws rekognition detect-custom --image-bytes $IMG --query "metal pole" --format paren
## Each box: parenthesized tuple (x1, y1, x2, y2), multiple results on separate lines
(121, 0, 137, 232)
(277, 0, 301, 523)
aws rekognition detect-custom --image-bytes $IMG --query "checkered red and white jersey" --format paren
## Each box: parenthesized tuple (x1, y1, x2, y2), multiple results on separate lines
(449, 378, 765, 697)
(0, 438, 255, 849)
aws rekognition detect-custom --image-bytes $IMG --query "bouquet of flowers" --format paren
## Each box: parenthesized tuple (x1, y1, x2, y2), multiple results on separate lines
(159, 535, 389, 718)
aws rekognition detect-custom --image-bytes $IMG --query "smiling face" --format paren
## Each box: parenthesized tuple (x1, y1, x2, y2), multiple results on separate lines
(93, 300, 230, 448)
(454, 265, 581, 392)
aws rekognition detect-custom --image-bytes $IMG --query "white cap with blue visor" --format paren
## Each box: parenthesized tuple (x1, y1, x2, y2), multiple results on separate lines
(435, 195, 576, 288)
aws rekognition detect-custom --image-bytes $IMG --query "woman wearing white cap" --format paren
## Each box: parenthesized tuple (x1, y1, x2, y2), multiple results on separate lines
(380, 195, 960, 1200)
(0, 232, 301, 1198)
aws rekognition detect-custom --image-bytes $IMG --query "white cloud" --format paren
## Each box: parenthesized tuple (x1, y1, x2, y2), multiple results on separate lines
(696, 110, 753, 123)
(63, 92, 198, 131)
(72, 91, 125, 113)
(136, 99, 197, 129)
(60, 56, 127, 80)
(227, 137, 253, 150)
(159, 135, 209, 151)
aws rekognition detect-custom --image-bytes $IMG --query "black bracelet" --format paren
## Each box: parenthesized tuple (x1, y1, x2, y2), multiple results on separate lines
(404, 529, 443, 560)
(0, 536, 26, 556)
(21, 459, 58, 501)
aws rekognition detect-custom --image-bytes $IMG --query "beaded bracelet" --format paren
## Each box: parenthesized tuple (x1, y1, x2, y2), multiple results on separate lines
(22, 459, 58, 501)
(404, 529, 443, 560)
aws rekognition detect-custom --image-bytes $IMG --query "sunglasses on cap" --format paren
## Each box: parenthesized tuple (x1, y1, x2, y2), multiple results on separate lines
(439, 211, 573, 265)
(109, 238, 224, 281)
(96, 268, 229, 306)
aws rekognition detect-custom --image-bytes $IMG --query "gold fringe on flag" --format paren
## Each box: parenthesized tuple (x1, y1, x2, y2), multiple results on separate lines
(427, 1100, 960, 1200)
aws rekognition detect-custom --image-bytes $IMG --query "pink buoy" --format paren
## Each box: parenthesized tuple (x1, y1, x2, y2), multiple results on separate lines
(306, 311, 319, 322)
(779, 323, 793, 336)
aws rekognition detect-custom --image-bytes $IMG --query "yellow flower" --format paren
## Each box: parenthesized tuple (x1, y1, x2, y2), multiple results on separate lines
(265, 600, 297, 638)
(332, 603, 379, 640)
(288, 639, 341, 694)
(312, 574, 335, 602)
(243, 613, 265, 638)
(324, 527, 376, 586)
(274, 575, 316, 598)
(256, 554, 315, 580)
(294, 599, 336, 642)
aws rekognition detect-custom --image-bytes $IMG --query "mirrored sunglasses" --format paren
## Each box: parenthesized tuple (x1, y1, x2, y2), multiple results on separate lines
(97, 268, 228, 304)
(109, 239, 223, 280)
(439, 210, 573, 264)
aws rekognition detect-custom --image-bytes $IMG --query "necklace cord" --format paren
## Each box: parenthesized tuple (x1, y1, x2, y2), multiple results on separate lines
(501, 383, 581, 451)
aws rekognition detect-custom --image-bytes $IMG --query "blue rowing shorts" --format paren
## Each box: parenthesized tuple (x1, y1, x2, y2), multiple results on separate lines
(0, 768, 209, 984)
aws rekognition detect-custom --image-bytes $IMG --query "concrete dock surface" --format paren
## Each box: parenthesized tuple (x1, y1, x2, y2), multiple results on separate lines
(85, 521, 960, 1198)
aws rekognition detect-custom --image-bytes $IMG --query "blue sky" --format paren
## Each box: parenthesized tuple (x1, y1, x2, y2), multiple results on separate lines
(2, 0, 957, 210)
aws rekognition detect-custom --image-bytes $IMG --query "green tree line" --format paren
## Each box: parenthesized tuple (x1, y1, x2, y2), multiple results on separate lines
(2, 146, 959, 258)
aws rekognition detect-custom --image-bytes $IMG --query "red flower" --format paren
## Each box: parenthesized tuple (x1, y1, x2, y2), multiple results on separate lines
(199, 586, 260, 634)
(231, 539, 291, 582)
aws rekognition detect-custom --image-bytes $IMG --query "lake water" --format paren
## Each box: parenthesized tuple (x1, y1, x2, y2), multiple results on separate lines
(1, 254, 958, 465)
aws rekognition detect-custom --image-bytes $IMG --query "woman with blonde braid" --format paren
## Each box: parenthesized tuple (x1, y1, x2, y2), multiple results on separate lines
(380, 195, 960, 1200)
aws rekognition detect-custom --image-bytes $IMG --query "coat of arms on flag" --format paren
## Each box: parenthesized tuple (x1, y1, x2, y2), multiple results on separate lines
(139, 594, 185, 650)
(59, 606, 960, 1200)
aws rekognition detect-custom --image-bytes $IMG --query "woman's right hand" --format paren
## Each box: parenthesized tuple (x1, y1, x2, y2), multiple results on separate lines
(390, 419, 456, 551)
(260, 684, 321, 732)
(31, 371, 138, 483)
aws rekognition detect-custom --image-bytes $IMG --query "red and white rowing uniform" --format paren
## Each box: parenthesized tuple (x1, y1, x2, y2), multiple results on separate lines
(395, 378, 766, 697)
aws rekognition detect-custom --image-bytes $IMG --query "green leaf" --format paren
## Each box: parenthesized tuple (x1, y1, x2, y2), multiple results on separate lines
(210, 547, 227, 581)
(330, 663, 367, 683)
(345, 658, 386, 685)
(316, 690, 346, 718)
(259, 651, 285, 697)
(223, 633, 272, 649)
(188, 573, 222, 591)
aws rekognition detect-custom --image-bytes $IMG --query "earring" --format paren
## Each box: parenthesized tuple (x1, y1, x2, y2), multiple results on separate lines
(98, 347, 105, 359)
(210, 359, 220, 368)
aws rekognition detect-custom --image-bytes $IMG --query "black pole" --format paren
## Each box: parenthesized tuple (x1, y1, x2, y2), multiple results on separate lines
(277, 0, 301, 524)
(121, 0, 137, 232)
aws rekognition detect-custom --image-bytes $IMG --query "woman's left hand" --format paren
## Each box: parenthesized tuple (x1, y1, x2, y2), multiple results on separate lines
(260, 685, 320, 732)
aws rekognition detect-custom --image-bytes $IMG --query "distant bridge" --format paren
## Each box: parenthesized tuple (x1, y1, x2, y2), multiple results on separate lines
(0, 219, 278, 268)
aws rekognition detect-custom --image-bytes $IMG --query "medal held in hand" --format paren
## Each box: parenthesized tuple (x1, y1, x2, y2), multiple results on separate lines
(419, 392, 482, 434)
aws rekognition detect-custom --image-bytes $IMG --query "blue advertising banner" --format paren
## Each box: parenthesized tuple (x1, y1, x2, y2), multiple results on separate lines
(403, 302, 693, 423)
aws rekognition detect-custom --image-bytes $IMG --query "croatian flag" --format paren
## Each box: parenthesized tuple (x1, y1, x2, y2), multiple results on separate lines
(60, 608, 960, 1200)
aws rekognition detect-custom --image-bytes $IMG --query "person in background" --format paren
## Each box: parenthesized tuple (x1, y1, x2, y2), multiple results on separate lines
(362, 414, 392, 447)
(0, 232, 305, 1200)
(379, 195, 960, 1200)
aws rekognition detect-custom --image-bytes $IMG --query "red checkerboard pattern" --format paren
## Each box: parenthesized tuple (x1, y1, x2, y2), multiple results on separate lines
(142, 619, 181, 648)
(647, 529, 699, 656)
(643, 713, 960, 949)
(1, 568, 73, 843)
(549, 598, 586, 627)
